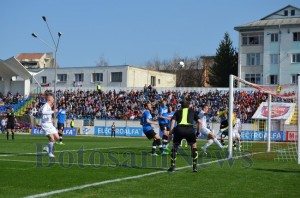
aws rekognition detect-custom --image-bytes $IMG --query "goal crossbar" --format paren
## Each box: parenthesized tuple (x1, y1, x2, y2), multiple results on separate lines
(229, 75, 299, 165)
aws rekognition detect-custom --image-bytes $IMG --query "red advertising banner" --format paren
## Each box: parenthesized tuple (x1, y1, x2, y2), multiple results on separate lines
(286, 131, 298, 142)
(252, 102, 294, 120)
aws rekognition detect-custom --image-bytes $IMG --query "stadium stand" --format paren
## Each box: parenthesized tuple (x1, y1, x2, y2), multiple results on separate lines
(26, 87, 294, 123)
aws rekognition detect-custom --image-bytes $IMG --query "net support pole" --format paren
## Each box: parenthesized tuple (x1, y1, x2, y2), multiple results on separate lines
(228, 75, 234, 159)
(297, 73, 300, 164)
(267, 93, 272, 152)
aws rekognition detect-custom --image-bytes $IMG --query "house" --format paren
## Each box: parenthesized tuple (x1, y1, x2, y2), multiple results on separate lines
(234, 5, 300, 85)
(16, 53, 55, 69)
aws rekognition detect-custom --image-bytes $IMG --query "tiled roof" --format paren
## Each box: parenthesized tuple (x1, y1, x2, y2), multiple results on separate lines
(16, 53, 45, 60)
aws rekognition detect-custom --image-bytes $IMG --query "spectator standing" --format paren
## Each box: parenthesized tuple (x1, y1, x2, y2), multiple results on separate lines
(111, 122, 116, 138)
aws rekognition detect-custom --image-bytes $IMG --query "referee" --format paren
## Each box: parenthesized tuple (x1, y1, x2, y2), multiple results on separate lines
(6, 107, 17, 140)
(168, 100, 201, 172)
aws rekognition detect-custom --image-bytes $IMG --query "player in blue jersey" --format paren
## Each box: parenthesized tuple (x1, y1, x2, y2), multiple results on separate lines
(141, 102, 164, 156)
(162, 105, 175, 152)
(158, 99, 169, 151)
(57, 103, 66, 145)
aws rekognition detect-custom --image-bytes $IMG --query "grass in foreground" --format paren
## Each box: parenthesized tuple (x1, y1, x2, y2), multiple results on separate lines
(0, 134, 299, 198)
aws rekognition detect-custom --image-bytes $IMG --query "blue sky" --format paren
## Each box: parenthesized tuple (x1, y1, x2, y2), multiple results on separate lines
(1, 0, 299, 67)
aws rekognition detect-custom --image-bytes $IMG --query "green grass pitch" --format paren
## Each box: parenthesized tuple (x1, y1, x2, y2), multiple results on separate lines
(0, 134, 299, 198)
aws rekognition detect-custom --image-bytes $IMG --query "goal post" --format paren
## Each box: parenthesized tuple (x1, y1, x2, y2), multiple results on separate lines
(228, 75, 234, 159)
(229, 74, 299, 164)
(298, 74, 300, 164)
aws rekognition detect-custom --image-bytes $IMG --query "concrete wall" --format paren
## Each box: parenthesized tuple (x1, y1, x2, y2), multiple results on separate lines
(263, 26, 300, 84)
(127, 67, 176, 87)
(30, 66, 176, 92)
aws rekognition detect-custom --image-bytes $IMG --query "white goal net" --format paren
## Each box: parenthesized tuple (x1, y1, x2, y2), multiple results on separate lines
(227, 75, 299, 164)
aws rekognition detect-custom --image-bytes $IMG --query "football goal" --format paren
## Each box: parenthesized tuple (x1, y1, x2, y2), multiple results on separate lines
(227, 75, 299, 165)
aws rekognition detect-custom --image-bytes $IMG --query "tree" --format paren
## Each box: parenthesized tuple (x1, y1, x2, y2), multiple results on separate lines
(207, 32, 238, 87)
(145, 55, 204, 87)
(96, 55, 109, 67)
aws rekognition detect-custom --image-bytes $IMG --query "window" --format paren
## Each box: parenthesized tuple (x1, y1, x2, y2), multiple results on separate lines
(249, 36, 259, 44)
(245, 74, 261, 84)
(270, 54, 279, 64)
(246, 53, 261, 66)
(75, 73, 84, 82)
(284, 10, 288, 16)
(291, 10, 295, 16)
(111, 72, 122, 82)
(291, 74, 298, 84)
(151, 76, 156, 86)
(269, 75, 278, 85)
(41, 76, 47, 84)
(270, 33, 278, 42)
(92, 73, 103, 82)
(293, 32, 300, 41)
(242, 37, 247, 45)
(292, 54, 300, 63)
(158, 79, 160, 84)
(57, 74, 67, 82)
(242, 33, 264, 45)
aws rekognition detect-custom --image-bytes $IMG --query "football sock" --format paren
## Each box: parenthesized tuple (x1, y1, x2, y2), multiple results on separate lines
(152, 140, 157, 154)
(170, 144, 179, 167)
(48, 142, 54, 154)
(192, 147, 198, 166)
(59, 133, 63, 142)
(155, 139, 163, 153)
(203, 139, 214, 151)
(221, 139, 225, 146)
(213, 138, 224, 149)
(162, 135, 168, 148)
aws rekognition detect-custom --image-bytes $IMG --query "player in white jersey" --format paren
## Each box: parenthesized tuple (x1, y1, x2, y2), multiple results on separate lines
(41, 95, 59, 158)
(233, 111, 242, 151)
(199, 105, 224, 154)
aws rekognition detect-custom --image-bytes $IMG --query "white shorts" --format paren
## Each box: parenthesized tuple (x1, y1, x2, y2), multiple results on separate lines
(233, 128, 240, 139)
(200, 127, 212, 136)
(42, 123, 58, 136)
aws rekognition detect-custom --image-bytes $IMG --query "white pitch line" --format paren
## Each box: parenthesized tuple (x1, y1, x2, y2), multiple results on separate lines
(23, 151, 264, 198)
(0, 146, 144, 157)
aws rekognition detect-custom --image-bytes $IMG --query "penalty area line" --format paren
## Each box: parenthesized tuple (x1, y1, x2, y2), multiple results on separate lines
(23, 151, 264, 198)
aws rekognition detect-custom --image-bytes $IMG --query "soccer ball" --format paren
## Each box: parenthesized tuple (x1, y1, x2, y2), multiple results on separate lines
(178, 61, 185, 68)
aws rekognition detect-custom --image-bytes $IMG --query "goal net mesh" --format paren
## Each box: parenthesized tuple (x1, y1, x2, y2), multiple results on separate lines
(231, 75, 298, 162)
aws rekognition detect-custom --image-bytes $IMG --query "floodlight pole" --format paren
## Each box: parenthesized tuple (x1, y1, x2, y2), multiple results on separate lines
(32, 16, 62, 115)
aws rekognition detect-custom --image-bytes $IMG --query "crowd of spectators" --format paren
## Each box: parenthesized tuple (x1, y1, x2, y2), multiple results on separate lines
(1, 87, 295, 124)
(0, 92, 27, 116)
(27, 87, 295, 123)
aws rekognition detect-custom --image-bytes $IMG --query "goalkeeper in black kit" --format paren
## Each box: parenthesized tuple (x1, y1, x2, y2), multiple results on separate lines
(218, 109, 236, 147)
(167, 100, 201, 172)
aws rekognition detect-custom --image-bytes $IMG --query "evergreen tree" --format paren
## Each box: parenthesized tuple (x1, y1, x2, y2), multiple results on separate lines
(208, 32, 238, 87)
